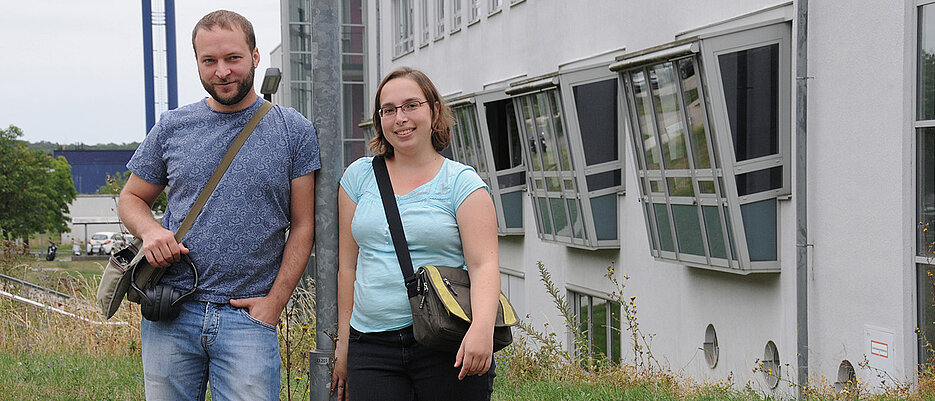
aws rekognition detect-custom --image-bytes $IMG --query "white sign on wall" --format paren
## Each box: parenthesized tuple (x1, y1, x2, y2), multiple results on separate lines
(863, 325, 895, 387)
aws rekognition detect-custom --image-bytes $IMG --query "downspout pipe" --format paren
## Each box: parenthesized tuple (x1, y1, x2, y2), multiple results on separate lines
(795, 0, 809, 398)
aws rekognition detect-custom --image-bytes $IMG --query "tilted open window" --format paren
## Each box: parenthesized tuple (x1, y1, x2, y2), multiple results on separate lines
(614, 22, 791, 272)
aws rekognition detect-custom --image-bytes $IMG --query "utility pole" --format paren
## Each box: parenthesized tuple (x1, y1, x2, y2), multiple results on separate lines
(308, 0, 340, 399)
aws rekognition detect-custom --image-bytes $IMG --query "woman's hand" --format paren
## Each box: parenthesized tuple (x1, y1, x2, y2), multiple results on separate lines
(454, 323, 494, 380)
(331, 341, 349, 400)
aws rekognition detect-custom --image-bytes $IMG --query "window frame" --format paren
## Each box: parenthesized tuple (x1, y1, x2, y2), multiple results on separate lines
(569, 289, 622, 365)
(450, 0, 462, 33)
(392, 0, 414, 58)
(476, 89, 528, 235)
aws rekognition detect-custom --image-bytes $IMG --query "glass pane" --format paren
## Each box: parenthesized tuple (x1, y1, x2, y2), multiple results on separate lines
(550, 197, 571, 237)
(666, 177, 694, 197)
(573, 79, 618, 166)
(342, 25, 365, 53)
(719, 44, 780, 161)
(343, 84, 366, 139)
(611, 302, 621, 364)
(533, 92, 560, 172)
(563, 179, 575, 191)
(290, 24, 311, 52)
(678, 57, 712, 169)
(342, 55, 365, 82)
(740, 198, 777, 262)
(629, 71, 661, 170)
(645, 204, 659, 251)
(290, 0, 312, 22)
(567, 199, 586, 240)
(672, 205, 705, 256)
(918, 264, 935, 362)
(921, 5, 935, 120)
(290, 52, 313, 82)
(736, 166, 783, 196)
(920, 127, 935, 256)
(578, 295, 590, 355)
(649, 180, 663, 193)
(501, 191, 523, 228)
(466, 107, 488, 173)
(519, 97, 543, 171)
(343, 0, 364, 24)
(546, 177, 561, 191)
(653, 204, 675, 252)
(649, 63, 690, 169)
(291, 83, 313, 119)
(538, 197, 553, 234)
(702, 206, 727, 259)
(591, 194, 617, 241)
(585, 171, 621, 191)
(698, 180, 716, 194)
(486, 99, 523, 170)
(592, 299, 610, 360)
(725, 208, 737, 260)
(509, 275, 525, 316)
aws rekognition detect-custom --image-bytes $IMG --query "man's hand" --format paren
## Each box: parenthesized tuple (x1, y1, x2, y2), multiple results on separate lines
(229, 296, 283, 326)
(454, 323, 494, 380)
(141, 227, 189, 268)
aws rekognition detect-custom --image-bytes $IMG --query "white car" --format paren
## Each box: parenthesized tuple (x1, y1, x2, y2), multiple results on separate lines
(87, 232, 126, 255)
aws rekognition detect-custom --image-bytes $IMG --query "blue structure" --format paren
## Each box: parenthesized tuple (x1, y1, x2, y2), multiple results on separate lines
(53, 150, 135, 194)
(142, 0, 178, 134)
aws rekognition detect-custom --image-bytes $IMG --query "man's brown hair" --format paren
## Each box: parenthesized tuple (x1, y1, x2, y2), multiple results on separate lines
(191, 10, 256, 52)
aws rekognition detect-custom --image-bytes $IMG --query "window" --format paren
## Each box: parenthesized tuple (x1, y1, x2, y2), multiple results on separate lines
(449, 91, 526, 235)
(570, 291, 621, 365)
(392, 0, 414, 57)
(468, 0, 479, 23)
(450, 0, 462, 32)
(500, 272, 525, 317)
(488, 0, 501, 15)
(435, 0, 445, 39)
(341, 0, 368, 167)
(917, 2, 935, 363)
(420, 0, 430, 45)
(616, 22, 791, 272)
(509, 66, 624, 249)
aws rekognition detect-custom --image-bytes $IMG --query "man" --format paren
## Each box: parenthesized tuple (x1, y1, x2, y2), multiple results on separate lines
(119, 10, 319, 401)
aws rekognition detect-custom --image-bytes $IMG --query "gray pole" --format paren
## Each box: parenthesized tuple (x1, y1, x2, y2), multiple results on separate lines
(795, 0, 809, 398)
(309, 0, 340, 400)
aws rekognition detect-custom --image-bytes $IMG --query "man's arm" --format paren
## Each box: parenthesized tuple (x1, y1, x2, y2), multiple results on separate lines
(229, 172, 315, 325)
(119, 173, 188, 267)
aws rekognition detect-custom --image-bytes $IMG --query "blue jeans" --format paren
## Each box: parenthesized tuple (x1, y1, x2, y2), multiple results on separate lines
(141, 301, 280, 401)
(346, 326, 495, 401)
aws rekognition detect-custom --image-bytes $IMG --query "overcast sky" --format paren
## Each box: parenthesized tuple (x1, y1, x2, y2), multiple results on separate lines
(0, 1, 282, 145)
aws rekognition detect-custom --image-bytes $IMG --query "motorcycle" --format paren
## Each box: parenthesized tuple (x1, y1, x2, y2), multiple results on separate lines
(46, 243, 58, 261)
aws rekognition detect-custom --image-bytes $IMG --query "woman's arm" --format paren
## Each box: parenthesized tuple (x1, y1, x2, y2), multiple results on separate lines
(454, 188, 501, 380)
(331, 187, 359, 401)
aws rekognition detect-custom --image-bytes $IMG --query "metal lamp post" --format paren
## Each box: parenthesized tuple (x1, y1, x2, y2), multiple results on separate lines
(260, 67, 282, 102)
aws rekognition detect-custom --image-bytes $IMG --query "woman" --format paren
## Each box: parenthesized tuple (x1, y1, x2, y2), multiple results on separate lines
(330, 67, 501, 401)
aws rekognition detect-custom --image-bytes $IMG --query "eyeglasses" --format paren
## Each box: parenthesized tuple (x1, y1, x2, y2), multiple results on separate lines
(378, 100, 428, 118)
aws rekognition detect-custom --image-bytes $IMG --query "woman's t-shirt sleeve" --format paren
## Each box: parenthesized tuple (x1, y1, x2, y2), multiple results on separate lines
(451, 165, 489, 212)
(340, 157, 372, 204)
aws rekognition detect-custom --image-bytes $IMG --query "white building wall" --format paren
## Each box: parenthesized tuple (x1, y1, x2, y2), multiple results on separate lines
(367, 0, 916, 393)
(64, 194, 124, 244)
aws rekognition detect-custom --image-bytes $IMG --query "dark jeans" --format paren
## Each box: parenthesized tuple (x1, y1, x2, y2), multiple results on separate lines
(347, 325, 495, 401)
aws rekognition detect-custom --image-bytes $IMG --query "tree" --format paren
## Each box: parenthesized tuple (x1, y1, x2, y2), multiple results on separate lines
(0, 125, 78, 239)
(98, 171, 167, 214)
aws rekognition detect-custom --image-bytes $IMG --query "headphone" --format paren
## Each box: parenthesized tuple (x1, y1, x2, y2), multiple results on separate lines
(130, 254, 199, 322)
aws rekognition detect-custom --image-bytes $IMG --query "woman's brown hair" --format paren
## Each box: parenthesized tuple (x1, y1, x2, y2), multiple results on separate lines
(369, 67, 453, 157)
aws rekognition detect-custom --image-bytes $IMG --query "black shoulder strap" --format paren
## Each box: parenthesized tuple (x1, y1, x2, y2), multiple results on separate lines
(372, 156, 419, 298)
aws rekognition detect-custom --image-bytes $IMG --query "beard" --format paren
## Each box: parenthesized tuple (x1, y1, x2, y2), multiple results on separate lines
(202, 65, 255, 106)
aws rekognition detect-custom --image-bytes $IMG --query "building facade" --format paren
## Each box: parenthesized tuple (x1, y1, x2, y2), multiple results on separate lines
(272, 0, 932, 395)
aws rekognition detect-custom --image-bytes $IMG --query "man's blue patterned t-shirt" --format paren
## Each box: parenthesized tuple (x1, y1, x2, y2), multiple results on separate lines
(128, 97, 320, 303)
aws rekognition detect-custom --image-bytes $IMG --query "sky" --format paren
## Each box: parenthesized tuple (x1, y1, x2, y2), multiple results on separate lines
(0, 1, 283, 145)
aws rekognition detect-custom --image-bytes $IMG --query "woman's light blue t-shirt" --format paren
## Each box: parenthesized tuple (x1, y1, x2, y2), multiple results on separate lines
(340, 157, 488, 333)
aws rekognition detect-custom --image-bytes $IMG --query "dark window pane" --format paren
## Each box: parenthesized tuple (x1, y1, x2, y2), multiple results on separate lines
(645, 204, 659, 251)
(702, 206, 727, 259)
(485, 99, 523, 170)
(918, 264, 935, 362)
(585, 170, 621, 191)
(736, 166, 782, 196)
(672, 205, 704, 256)
(920, 5, 935, 120)
(591, 194, 617, 241)
(740, 198, 777, 261)
(290, 0, 312, 22)
(919, 127, 935, 256)
(501, 191, 523, 228)
(573, 79, 618, 166)
(498, 171, 525, 189)
(343, 84, 366, 138)
(342, 55, 365, 82)
(342, 25, 365, 53)
(653, 204, 674, 252)
(550, 198, 570, 237)
(343, 0, 364, 24)
(719, 44, 779, 161)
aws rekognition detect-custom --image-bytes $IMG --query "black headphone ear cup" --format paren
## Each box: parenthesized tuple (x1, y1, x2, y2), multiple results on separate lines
(163, 287, 184, 321)
(141, 285, 160, 321)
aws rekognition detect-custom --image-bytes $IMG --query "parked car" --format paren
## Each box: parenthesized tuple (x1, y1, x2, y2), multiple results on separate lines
(86, 232, 126, 255)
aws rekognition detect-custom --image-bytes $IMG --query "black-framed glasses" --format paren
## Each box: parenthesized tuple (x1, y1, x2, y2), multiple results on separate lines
(378, 100, 428, 118)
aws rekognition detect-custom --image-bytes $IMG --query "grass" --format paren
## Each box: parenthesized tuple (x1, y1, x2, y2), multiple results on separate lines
(0, 352, 143, 401)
